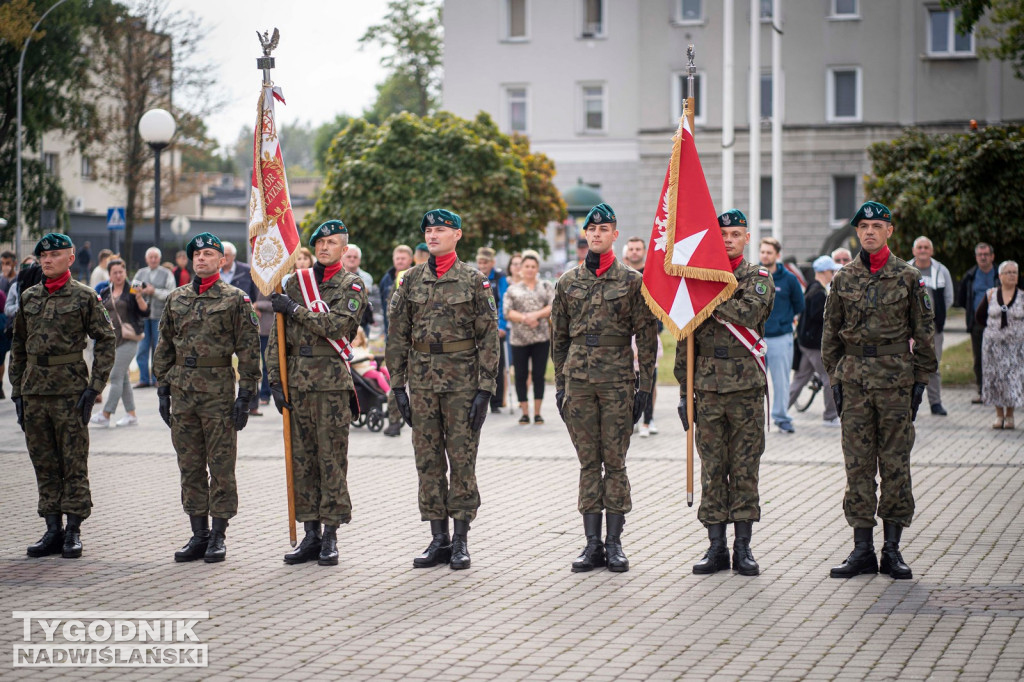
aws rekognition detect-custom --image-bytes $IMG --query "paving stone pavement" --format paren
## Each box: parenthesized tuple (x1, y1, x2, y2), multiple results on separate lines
(0, 373, 1022, 680)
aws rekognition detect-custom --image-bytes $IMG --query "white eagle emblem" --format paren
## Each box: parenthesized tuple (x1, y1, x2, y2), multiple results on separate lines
(864, 206, 874, 218)
(427, 213, 435, 224)
(721, 214, 731, 226)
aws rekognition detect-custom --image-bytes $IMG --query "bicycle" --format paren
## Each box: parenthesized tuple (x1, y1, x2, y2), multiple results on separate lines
(790, 371, 823, 413)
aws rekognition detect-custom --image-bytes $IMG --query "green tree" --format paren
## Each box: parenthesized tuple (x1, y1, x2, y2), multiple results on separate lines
(304, 111, 566, 277)
(363, 71, 426, 125)
(313, 114, 353, 173)
(943, 0, 1024, 78)
(359, 0, 441, 117)
(865, 125, 1024, 277)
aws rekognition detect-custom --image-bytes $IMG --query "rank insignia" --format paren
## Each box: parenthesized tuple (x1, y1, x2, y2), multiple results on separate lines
(348, 298, 360, 312)
(755, 281, 768, 295)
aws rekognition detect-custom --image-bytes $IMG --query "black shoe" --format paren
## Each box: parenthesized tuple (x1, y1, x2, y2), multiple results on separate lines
(571, 513, 606, 573)
(732, 521, 760, 576)
(413, 520, 452, 568)
(283, 521, 321, 564)
(450, 520, 471, 570)
(204, 518, 228, 563)
(830, 527, 879, 578)
(318, 526, 339, 566)
(930, 403, 947, 416)
(605, 513, 629, 573)
(490, 405, 502, 414)
(383, 422, 402, 437)
(880, 521, 913, 579)
(693, 523, 730, 574)
(175, 516, 210, 562)
(62, 514, 83, 559)
(27, 514, 64, 557)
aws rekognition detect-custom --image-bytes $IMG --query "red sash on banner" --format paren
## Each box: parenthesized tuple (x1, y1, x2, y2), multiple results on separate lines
(294, 268, 355, 362)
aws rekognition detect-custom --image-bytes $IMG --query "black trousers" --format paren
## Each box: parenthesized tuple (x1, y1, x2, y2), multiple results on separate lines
(511, 342, 549, 403)
(971, 327, 985, 391)
(490, 341, 506, 409)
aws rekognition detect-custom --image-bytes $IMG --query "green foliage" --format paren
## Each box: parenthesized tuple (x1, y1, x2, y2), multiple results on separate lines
(305, 111, 567, 277)
(313, 114, 353, 173)
(0, 150, 67, 242)
(364, 71, 432, 125)
(865, 125, 1024, 277)
(944, 0, 1024, 79)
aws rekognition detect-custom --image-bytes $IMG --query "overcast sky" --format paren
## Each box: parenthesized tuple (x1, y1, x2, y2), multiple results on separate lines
(170, 0, 391, 149)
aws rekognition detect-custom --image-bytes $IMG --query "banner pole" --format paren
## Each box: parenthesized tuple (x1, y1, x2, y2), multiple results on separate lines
(276, 287, 297, 547)
(684, 45, 697, 507)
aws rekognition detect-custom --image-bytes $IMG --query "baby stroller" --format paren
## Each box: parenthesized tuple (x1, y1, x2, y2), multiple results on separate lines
(350, 358, 387, 432)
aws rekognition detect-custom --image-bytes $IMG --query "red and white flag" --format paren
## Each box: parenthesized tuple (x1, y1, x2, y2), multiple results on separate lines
(248, 84, 301, 295)
(642, 116, 737, 338)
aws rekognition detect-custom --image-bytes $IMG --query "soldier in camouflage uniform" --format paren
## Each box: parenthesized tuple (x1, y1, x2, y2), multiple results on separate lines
(266, 220, 368, 567)
(385, 209, 499, 571)
(674, 210, 774, 577)
(551, 203, 658, 574)
(153, 232, 261, 564)
(822, 201, 936, 580)
(10, 233, 116, 559)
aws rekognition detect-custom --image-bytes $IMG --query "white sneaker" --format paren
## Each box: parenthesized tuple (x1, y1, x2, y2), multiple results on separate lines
(639, 424, 650, 438)
(89, 414, 110, 428)
(115, 414, 138, 427)
(824, 417, 841, 428)
(648, 421, 659, 435)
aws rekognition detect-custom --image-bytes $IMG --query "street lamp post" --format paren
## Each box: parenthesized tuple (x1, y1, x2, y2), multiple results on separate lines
(138, 108, 176, 255)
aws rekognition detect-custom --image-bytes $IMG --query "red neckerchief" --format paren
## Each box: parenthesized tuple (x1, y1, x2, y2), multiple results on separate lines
(44, 270, 71, 294)
(596, 251, 615, 277)
(198, 273, 220, 294)
(728, 255, 744, 272)
(431, 252, 457, 278)
(869, 245, 890, 274)
(322, 262, 342, 282)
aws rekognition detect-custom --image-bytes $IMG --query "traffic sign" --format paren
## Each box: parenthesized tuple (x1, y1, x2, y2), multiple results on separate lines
(170, 215, 191, 237)
(106, 207, 126, 230)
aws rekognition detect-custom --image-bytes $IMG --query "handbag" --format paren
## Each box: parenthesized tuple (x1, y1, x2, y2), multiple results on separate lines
(111, 296, 144, 342)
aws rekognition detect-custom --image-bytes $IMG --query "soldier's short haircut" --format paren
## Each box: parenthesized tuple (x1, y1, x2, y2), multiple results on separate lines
(760, 237, 782, 253)
(393, 244, 413, 257)
(976, 242, 994, 255)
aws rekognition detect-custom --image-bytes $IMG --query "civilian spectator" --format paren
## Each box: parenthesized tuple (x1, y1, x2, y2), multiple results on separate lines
(379, 244, 413, 337)
(282, 247, 314, 287)
(5, 257, 42, 322)
(477, 246, 508, 414)
(172, 250, 191, 286)
(0, 287, 7, 398)
(343, 243, 374, 289)
(831, 247, 853, 266)
(351, 327, 391, 393)
(89, 249, 114, 288)
(502, 250, 553, 424)
(0, 250, 16, 294)
(507, 252, 523, 286)
(912, 237, 954, 416)
(413, 242, 429, 266)
(761, 237, 804, 433)
(976, 261, 1023, 429)
(790, 256, 842, 426)
(76, 241, 92, 281)
(956, 242, 998, 403)
(622, 237, 646, 270)
(132, 247, 176, 389)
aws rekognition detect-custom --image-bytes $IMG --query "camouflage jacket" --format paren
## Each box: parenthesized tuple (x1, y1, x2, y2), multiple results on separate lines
(822, 252, 936, 388)
(152, 279, 261, 395)
(674, 259, 774, 395)
(265, 268, 367, 392)
(385, 259, 499, 394)
(551, 259, 658, 391)
(10, 278, 116, 398)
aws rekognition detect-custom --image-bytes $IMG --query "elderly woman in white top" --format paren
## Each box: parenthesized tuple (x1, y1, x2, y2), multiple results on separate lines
(976, 260, 1023, 429)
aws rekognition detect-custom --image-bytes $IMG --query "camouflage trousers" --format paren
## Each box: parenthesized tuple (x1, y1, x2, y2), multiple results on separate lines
(840, 382, 915, 528)
(387, 390, 401, 424)
(564, 379, 633, 515)
(694, 387, 765, 526)
(289, 389, 353, 525)
(24, 395, 93, 519)
(410, 389, 481, 523)
(170, 388, 237, 519)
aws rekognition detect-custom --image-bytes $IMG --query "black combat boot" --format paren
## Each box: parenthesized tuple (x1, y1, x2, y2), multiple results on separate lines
(450, 520, 471, 570)
(413, 520, 452, 568)
(383, 421, 402, 437)
(605, 513, 629, 573)
(732, 521, 760, 576)
(27, 514, 64, 557)
(283, 521, 321, 565)
(693, 523, 730, 574)
(174, 516, 210, 562)
(62, 514, 84, 559)
(318, 526, 339, 566)
(830, 527, 878, 578)
(571, 513, 606, 573)
(880, 521, 913, 579)
(204, 518, 228, 563)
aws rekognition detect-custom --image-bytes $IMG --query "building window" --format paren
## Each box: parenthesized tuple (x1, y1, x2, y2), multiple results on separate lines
(678, 0, 702, 23)
(581, 0, 605, 38)
(760, 73, 772, 120)
(581, 83, 606, 133)
(760, 177, 772, 222)
(81, 156, 94, 180)
(506, 86, 528, 133)
(505, 0, 528, 40)
(832, 175, 857, 223)
(760, 0, 773, 22)
(831, 0, 858, 18)
(672, 72, 706, 126)
(43, 152, 59, 176)
(826, 66, 861, 122)
(928, 8, 974, 56)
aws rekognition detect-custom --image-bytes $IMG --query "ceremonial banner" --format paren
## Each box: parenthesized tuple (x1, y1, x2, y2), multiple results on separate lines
(248, 84, 300, 294)
(642, 116, 737, 339)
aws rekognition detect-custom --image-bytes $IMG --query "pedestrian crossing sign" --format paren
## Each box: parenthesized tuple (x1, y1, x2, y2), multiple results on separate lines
(106, 207, 126, 230)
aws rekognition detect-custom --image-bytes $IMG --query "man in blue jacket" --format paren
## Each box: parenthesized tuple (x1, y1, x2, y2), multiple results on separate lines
(476, 247, 508, 414)
(760, 237, 804, 432)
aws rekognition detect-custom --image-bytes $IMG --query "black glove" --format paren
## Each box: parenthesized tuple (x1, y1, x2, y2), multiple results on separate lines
(832, 384, 843, 417)
(910, 382, 927, 422)
(157, 385, 172, 427)
(556, 389, 566, 423)
(468, 389, 491, 432)
(632, 390, 651, 425)
(270, 292, 300, 316)
(13, 396, 25, 432)
(270, 383, 292, 415)
(677, 397, 689, 431)
(393, 386, 412, 427)
(232, 388, 252, 431)
(76, 388, 100, 425)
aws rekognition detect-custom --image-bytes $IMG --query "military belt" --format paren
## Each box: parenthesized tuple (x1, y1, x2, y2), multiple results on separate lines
(570, 335, 631, 348)
(175, 354, 232, 368)
(288, 345, 338, 358)
(844, 341, 910, 357)
(412, 338, 476, 354)
(697, 345, 750, 359)
(27, 351, 83, 367)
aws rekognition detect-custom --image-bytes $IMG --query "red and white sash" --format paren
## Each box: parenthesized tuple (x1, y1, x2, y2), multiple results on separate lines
(715, 316, 770, 431)
(294, 268, 354, 362)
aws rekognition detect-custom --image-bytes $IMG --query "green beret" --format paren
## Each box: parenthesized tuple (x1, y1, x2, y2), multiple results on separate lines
(415, 242, 429, 253)
(583, 203, 616, 228)
(420, 209, 462, 231)
(851, 201, 892, 226)
(310, 219, 348, 247)
(33, 232, 74, 256)
(717, 209, 747, 228)
(186, 232, 224, 260)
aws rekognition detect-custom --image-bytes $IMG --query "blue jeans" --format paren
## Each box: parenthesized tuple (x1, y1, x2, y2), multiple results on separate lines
(135, 318, 160, 385)
(765, 333, 794, 427)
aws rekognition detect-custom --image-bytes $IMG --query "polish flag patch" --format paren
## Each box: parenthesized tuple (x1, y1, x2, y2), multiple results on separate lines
(482, 281, 491, 289)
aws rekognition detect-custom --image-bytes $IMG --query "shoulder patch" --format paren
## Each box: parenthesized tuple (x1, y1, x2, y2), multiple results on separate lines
(755, 281, 769, 295)
(758, 268, 770, 278)
(351, 282, 362, 292)
(918, 278, 926, 287)
(482, 281, 491, 289)
(243, 294, 251, 303)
